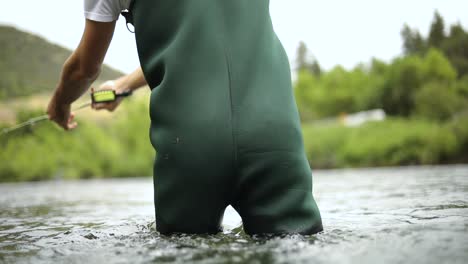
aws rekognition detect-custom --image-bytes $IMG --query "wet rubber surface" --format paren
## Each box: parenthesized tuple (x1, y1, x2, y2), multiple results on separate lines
(0, 165, 467, 263)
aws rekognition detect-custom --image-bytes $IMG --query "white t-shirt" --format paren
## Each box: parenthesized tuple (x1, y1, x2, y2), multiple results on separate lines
(84, 0, 132, 22)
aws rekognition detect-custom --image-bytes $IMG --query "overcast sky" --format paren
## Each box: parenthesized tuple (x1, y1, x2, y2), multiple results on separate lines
(0, 0, 466, 73)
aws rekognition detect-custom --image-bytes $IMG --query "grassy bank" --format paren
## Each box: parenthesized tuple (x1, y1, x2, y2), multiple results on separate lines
(1, 101, 468, 182)
(303, 117, 468, 169)
(0, 99, 154, 182)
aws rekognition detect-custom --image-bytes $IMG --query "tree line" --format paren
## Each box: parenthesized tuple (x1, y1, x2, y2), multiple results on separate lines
(294, 11, 468, 122)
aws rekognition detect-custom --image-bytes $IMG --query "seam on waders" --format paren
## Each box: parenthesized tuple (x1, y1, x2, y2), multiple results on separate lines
(224, 48, 238, 174)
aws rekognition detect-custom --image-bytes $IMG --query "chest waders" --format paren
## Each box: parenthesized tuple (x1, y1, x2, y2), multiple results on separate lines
(131, 0, 322, 235)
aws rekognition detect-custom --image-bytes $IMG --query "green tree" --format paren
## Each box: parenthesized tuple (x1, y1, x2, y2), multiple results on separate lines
(294, 70, 321, 121)
(401, 24, 426, 55)
(379, 56, 424, 116)
(295, 41, 321, 76)
(296, 41, 308, 72)
(422, 48, 457, 83)
(378, 49, 458, 117)
(401, 12, 468, 78)
(428, 11, 446, 48)
(413, 82, 463, 121)
(370, 58, 389, 75)
(442, 23, 468, 77)
(294, 64, 383, 120)
(455, 75, 468, 97)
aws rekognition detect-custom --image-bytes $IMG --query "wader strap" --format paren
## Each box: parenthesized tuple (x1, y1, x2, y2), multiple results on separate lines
(121, 0, 136, 33)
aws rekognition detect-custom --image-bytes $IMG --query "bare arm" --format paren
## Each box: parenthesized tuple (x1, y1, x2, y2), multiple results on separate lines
(114, 67, 147, 92)
(92, 67, 147, 111)
(47, 19, 116, 129)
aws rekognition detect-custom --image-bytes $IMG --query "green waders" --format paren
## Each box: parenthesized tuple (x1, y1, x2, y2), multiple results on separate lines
(131, 0, 323, 235)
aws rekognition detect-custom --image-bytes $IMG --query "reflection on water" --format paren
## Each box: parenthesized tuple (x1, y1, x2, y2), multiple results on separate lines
(0, 165, 467, 263)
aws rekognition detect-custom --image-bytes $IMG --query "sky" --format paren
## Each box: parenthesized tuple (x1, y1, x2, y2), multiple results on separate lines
(0, 0, 467, 74)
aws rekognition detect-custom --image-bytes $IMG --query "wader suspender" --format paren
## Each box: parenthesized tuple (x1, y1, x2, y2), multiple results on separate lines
(121, 0, 136, 33)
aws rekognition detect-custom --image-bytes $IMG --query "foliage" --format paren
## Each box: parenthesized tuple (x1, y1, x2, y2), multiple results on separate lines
(294, 11, 468, 171)
(0, 98, 154, 182)
(294, 65, 384, 121)
(302, 118, 467, 169)
(378, 48, 458, 117)
(295, 41, 321, 76)
(402, 11, 468, 77)
(428, 11, 445, 49)
(2, 12, 468, 182)
(294, 47, 467, 121)
(447, 114, 468, 162)
(401, 24, 426, 56)
(0, 26, 122, 99)
(413, 82, 464, 121)
(378, 55, 424, 116)
(302, 123, 349, 169)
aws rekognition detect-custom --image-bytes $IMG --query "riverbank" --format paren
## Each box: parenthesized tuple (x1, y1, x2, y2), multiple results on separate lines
(1, 98, 468, 182)
(0, 99, 154, 182)
(303, 116, 468, 169)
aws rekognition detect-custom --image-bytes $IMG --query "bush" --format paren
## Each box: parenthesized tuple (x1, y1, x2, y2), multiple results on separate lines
(302, 118, 461, 169)
(446, 115, 468, 163)
(413, 82, 464, 121)
(0, 97, 154, 182)
(302, 123, 350, 169)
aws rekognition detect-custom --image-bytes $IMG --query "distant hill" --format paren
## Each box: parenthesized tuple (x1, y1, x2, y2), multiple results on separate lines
(0, 25, 123, 100)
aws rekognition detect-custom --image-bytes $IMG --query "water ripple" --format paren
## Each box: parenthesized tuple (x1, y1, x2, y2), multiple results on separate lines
(0, 166, 467, 264)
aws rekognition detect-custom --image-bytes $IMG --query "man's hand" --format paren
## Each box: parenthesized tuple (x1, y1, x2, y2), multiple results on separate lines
(47, 99, 78, 130)
(46, 19, 116, 131)
(92, 67, 147, 112)
(91, 81, 124, 112)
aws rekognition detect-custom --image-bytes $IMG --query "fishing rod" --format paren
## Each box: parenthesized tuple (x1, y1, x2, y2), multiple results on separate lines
(1, 89, 132, 136)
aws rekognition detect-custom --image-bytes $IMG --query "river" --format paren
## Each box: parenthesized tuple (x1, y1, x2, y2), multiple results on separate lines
(0, 165, 467, 263)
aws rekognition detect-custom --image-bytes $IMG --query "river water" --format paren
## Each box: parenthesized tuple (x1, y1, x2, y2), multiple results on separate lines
(0, 165, 467, 264)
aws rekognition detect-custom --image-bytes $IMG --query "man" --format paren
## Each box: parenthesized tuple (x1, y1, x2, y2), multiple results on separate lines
(47, 0, 323, 235)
